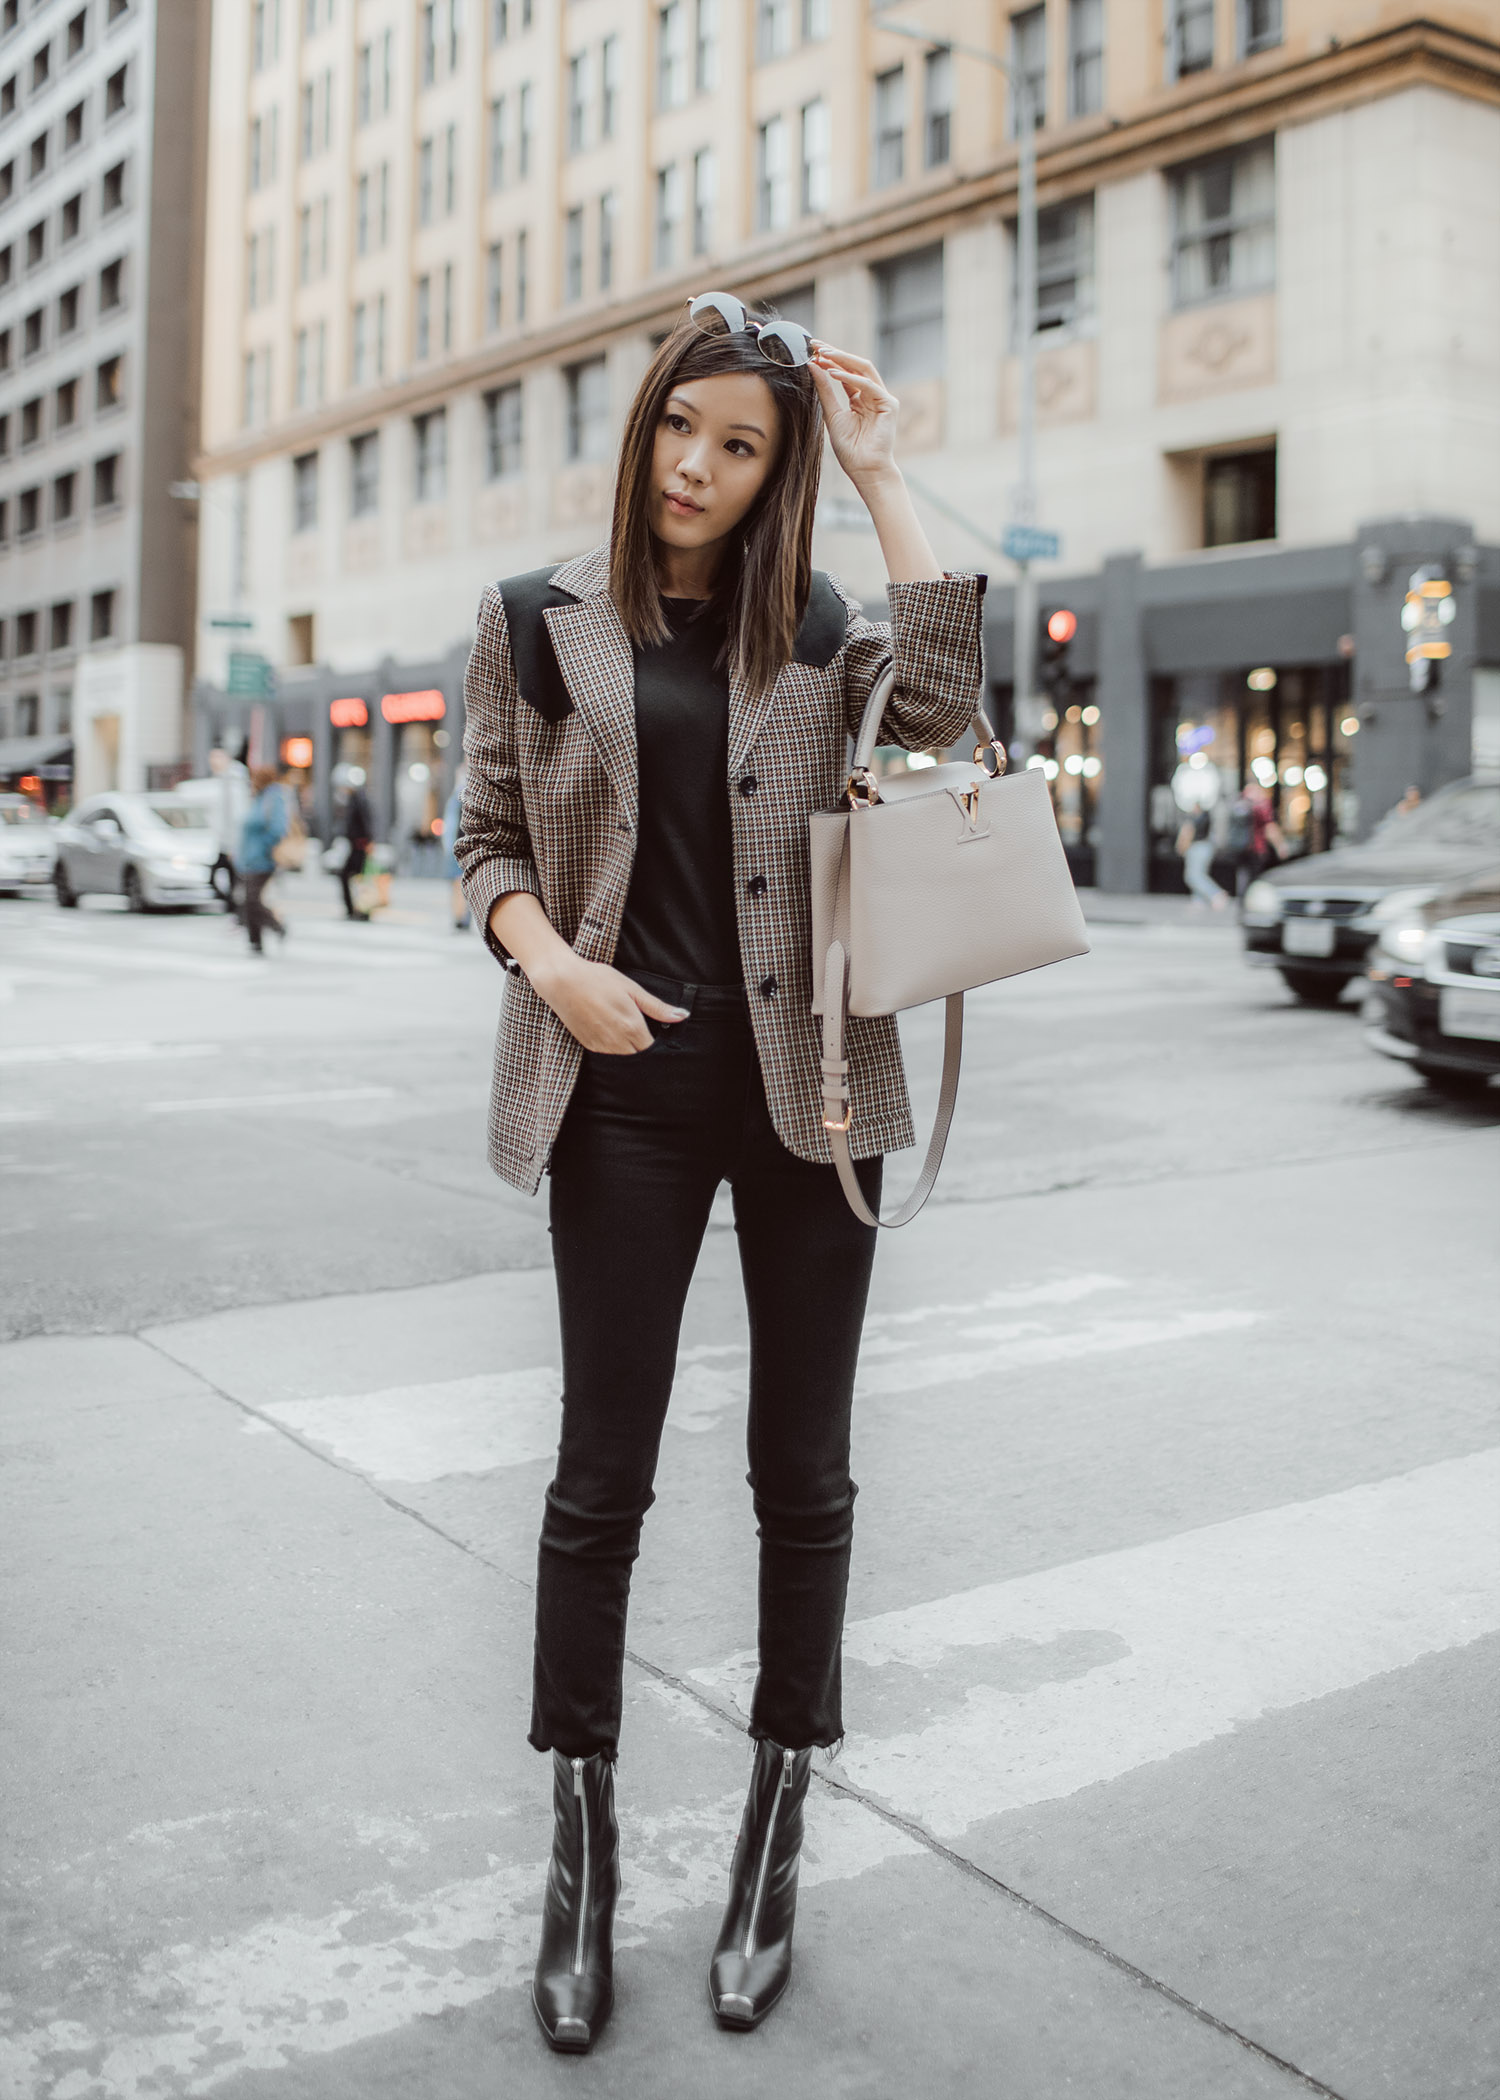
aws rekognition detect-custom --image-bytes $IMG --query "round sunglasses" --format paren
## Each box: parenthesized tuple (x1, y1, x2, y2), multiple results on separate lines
(687, 291, 815, 369)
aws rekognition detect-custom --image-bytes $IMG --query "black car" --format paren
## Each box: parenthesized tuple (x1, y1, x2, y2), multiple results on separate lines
(1240, 777, 1500, 1004)
(1362, 867, 1500, 1094)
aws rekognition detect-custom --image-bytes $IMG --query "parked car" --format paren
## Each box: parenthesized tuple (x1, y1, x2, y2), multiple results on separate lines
(1362, 866, 1500, 1093)
(53, 791, 219, 911)
(0, 792, 57, 894)
(1240, 777, 1500, 1003)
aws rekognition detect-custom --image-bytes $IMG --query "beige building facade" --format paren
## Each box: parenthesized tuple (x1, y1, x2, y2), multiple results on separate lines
(192, 0, 1500, 884)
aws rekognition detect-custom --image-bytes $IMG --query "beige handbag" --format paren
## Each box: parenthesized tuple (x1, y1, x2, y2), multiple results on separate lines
(810, 665, 1090, 1227)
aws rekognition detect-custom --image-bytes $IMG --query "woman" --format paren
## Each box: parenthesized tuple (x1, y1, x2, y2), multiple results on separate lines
(456, 293, 986, 2052)
(238, 764, 288, 954)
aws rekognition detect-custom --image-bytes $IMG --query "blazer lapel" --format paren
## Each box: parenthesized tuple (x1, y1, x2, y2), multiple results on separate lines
(542, 546, 639, 829)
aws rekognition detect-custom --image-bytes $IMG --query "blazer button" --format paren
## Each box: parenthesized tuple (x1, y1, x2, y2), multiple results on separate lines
(759, 974, 777, 998)
(738, 774, 758, 797)
(747, 873, 767, 897)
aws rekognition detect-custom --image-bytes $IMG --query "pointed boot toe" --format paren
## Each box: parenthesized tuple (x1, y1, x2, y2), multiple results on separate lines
(531, 1751, 620, 2056)
(709, 1741, 812, 2032)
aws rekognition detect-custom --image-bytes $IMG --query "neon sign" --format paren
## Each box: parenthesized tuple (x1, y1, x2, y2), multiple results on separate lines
(330, 697, 368, 728)
(381, 689, 445, 724)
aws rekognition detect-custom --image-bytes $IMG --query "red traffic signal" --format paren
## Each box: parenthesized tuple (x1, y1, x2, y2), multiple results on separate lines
(1046, 608, 1078, 645)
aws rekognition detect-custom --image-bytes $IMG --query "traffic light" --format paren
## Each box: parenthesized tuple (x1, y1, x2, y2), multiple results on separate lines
(1039, 606, 1077, 703)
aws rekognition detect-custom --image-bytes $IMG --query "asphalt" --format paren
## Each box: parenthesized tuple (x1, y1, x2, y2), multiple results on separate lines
(1, 870, 1496, 2100)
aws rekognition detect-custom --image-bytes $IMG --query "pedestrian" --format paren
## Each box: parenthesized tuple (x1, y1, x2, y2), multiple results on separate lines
(1395, 782, 1423, 818)
(331, 765, 374, 921)
(457, 292, 986, 2053)
(238, 764, 288, 954)
(207, 745, 250, 914)
(1176, 804, 1227, 909)
(441, 767, 471, 932)
(1225, 780, 1286, 895)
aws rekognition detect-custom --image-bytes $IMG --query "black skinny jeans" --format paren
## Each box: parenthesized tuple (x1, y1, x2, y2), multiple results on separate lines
(534, 972, 882, 1761)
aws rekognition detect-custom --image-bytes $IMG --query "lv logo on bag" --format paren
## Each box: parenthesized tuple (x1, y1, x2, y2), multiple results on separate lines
(948, 782, 991, 842)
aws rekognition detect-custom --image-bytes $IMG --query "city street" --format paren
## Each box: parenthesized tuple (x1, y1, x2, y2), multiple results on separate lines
(2, 870, 1496, 2100)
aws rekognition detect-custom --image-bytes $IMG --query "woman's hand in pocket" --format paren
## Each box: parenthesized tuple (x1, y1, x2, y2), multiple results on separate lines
(536, 954, 688, 1054)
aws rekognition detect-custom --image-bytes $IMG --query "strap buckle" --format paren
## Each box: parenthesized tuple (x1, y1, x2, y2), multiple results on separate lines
(822, 1103, 853, 1133)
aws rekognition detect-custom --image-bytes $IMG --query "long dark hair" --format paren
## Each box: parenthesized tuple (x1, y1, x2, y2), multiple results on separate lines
(609, 301, 823, 697)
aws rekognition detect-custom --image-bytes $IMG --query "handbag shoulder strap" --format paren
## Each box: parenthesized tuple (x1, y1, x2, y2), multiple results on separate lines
(849, 665, 1004, 786)
(818, 830, 964, 1230)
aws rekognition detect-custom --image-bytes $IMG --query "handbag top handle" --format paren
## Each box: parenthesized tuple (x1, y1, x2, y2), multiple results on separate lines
(846, 666, 1006, 808)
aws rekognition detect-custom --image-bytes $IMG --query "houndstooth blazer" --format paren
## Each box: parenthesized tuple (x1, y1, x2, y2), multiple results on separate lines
(457, 538, 987, 1196)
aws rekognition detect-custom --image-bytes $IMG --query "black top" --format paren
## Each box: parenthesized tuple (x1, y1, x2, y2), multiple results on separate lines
(614, 594, 742, 989)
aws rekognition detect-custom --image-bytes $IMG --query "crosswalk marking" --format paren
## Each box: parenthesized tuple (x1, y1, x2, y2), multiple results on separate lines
(693, 1446, 1500, 1840)
(0, 1040, 221, 1067)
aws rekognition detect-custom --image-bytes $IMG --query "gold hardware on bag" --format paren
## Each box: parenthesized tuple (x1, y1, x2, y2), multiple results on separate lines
(974, 740, 1008, 778)
(823, 1104, 853, 1133)
(845, 768, 880, 809)
(959, 783, 982, 825)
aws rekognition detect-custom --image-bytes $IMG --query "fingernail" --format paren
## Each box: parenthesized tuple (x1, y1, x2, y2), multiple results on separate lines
(670, 1006, 689, 1019)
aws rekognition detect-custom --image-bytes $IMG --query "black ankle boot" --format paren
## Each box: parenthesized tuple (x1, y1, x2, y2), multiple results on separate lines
(531, 1750, 619, 2053)
(709, 1739, 813, 2030)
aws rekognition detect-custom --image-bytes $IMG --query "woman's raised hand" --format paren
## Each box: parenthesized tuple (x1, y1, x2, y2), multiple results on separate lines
(538, 955, 688, 1056)
(807, 344, 901, 491)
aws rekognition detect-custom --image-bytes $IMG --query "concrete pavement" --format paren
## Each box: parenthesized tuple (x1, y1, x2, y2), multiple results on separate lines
(1, 872, 1496, 2098)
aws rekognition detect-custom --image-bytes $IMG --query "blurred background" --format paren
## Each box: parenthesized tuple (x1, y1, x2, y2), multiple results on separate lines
(0, 0, 1496, 884)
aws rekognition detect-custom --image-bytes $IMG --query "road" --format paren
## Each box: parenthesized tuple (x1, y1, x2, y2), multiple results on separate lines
(2, 869, 1496, 2100)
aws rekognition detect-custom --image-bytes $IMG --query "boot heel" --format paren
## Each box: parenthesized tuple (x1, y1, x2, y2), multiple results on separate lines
(532, 1750, 620, 2054)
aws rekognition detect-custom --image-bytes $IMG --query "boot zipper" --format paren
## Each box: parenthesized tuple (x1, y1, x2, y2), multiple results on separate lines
(743, 1749, 793, 1961)
(572, 1757, 591, 1976)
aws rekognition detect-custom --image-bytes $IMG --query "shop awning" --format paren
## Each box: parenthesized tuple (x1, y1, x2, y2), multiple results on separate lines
(0, 733, 72, 776)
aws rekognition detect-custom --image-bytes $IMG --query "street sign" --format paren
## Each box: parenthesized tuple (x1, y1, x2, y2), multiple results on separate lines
(1002, 524, 1061, 564)
(209, 614, 255, 630)
(227, 651, 275, 697)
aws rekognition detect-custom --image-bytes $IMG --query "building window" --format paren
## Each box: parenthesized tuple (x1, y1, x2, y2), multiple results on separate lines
(518, 81, 533, 176)
(26, 305, 46, 353)
(420, 0, 436, 84)
(356, 41, 372, 122)
(349, 429, 378, 516)
(598, 188, 616, 288)
(351, 299, 368, 381)
(418, 135, 434, 224)
(444, 121, 456, 213)
(1168, 0, 1214, 78)
(871, 66, 903, 186)
(567, 49, 588, 152)
(485, 238, 502, 327)
(104, 63, 126, 117)
(18, 487, 39, 537)
(29, 133, 48, 182)
(1014, 195, 1096, 334)
(564, 354, 609, 463)
(31, 42, 49, 90)
(101, 159, 125, 212)
(483, 380, 522, 479)
(922, 47, 952, 167)
(0, 241, 9, 288)
(24, 221, 42, 268)
(414, 273, 431, 359)
(63, 103, 82, 150)
(691, 148, 715, 254)
(1203, 446, 1275, 546)
(657, 2, 686, 109)
(488, 93, 506, 187)
(50, 601, 73, 650)
(16, 610, 37, 655)
(0, 500, 7, 546)
(374, 291, 385, 374)
(516, 226, 528, 319)
(0, 161, 12, 202)
(1010, 6, 1045, 130)
(355, 170, 369, 253)
(95, 354, 122, 408)
(441, 261, 452, 350)
(297, 203, 312, 282)
(755, 115, 789, 230)
(1240, 0, 1281, 54)
(601, 34, 620, 135)
(1068, 0, 1104, 116)
(874, 241, 944, 381)
(292, 450, 318, 530)
(21, 395, 41, 445)
(91, 589, 115, 639)
(66, 11, 86, 60)
(799, 99, 828, 215)
(694, 0, 716, 91)
(802, 0, 828, 37)
(413, 407, 447, 500)
(294, 326, 310, 404)
(56, 377, 77, 426)
(755, 0, 792, 62)
(448, 0, 461, 72)
(378, 160, 389, 240)
(0, 72, 13, 117)
(1170, 141, 1274, 306)
(53, 474, 76, 525)
(654, 161, 682, 268)
(92, 453, 120, 508)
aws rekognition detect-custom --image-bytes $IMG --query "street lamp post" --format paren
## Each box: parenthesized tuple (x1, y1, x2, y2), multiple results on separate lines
(870, 14, 1042, 754)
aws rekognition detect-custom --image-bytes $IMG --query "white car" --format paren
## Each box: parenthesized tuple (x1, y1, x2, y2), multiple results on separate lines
(53, 792, 219, 911)
(0, 792, 57, 893)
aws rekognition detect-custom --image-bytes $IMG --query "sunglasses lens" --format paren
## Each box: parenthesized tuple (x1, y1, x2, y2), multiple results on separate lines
(689, 292, 746, 338)
(756, 323, 808, 368)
